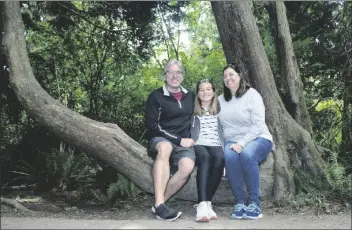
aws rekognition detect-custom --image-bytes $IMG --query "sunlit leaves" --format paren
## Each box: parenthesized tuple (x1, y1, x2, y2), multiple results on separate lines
(313, 99, 343, 150)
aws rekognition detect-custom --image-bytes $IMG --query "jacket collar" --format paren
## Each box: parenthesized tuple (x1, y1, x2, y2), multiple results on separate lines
(162, 84, 188, 96)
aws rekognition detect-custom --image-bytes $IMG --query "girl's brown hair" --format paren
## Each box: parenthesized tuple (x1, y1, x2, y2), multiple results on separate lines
(194, 78, 219, 116)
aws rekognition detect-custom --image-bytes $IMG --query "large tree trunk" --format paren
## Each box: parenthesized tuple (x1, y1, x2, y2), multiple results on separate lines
(211, 1, 328, 200)
(340, 46, 352, 171)
(340, 3, 352, 169)
(0, 1, 236, 203)
(266, 1, 313, 134)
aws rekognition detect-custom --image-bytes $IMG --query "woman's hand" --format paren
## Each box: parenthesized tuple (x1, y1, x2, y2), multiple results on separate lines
(230, 143, 243, 154)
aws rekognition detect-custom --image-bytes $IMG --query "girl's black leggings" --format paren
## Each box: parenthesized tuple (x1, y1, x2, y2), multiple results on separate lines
(194, 145, 225, 203)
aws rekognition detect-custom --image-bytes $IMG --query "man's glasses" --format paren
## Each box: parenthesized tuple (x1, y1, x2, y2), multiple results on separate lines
(165, 70, 183, 76)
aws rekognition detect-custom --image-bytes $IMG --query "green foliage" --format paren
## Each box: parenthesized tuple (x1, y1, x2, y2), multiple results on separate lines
(173, 1, 226, 89)
(293, 190, 332, 215)
(326, 162, 352, 200)
(0, 99, 32, 187)
(8, 147, 142, 204)
(43, 150, 97, 191)
(292, 171, 332, 215)
(286, 1, 352, 169)
(10, 149, 98, 193)
(292, 153, 351, 214)
(311, 99, 343, 152)
(106, 174, 140, 201)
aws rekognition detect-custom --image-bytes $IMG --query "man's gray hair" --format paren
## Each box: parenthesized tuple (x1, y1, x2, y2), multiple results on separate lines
(163, 59, 185, 75)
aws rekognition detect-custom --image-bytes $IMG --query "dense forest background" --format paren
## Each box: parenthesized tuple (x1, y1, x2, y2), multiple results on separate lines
(1, 1, 351, 209)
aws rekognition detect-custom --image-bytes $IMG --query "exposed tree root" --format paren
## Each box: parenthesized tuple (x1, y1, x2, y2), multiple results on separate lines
(1, 197, 34, 213)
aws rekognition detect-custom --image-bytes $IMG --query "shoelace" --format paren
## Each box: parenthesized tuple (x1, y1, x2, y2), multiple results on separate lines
(234, 204, 246, 211)
(246, 203, 260, 212)
(156, 204, 177, 217)
(194, 204, 207, 209)
(208, 204, 216, 215)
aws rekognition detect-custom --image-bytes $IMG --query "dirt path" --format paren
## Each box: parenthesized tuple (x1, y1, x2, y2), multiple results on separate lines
(1, 194, 350, 229)
(1, 214, 351, 229)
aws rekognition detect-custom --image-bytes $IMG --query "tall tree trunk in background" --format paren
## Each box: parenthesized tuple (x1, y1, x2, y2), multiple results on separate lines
(341, 44, 352, 172)
(211, 1, 328, 200)
(340, 3, 352, 172)
(266, 1, 313, 134)
(0, 0, 6, 105)
(0, 1, 5, 143)
(0, 1, 235, 203)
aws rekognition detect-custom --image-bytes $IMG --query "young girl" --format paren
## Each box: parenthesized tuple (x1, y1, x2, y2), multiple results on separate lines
(191, 78, 224, 222)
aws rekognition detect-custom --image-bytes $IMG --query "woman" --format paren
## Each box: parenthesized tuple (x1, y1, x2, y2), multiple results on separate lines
(218, 63, 273, 220)
(191, 78, 224, 222)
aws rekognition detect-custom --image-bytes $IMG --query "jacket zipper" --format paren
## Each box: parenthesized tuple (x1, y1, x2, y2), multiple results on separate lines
(177, 100, 182, 108)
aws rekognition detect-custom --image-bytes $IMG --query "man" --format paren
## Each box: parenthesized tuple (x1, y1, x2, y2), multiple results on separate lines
(145, 59, 195, 221)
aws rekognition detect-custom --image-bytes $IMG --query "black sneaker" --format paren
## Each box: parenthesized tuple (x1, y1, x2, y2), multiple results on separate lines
(153, 203, 182, 221)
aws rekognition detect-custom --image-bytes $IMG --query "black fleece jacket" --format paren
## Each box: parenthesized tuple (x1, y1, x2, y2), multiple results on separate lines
(145, 85, 195, 146)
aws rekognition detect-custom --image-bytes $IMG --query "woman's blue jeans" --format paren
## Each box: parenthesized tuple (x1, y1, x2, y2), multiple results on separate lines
(224, 137, 272, 206)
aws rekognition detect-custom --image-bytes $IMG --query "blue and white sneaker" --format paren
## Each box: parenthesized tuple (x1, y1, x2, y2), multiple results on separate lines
(244, 202, 263, 219)
(231, 203, 246, 219)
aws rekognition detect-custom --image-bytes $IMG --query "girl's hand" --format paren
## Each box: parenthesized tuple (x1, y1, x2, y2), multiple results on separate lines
(180, 138, 195, 148)
(230, 143, 243, 154)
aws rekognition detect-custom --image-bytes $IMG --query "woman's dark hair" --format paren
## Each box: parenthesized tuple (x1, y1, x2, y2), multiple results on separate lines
(223, 63, 250, 101)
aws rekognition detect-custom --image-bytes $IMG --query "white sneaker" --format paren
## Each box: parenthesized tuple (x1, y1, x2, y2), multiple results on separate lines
(195, 201, 209, 222)
(207, 201, 217, 220)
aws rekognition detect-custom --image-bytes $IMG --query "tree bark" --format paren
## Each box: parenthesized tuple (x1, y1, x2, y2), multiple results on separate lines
(0, 1, 235, 203)
(211, 1, 328, 200)
(340, 44, 352, 171)
(266, 1, 313, 134)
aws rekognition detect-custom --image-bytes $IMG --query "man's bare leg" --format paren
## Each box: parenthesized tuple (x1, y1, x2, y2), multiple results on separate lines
(164, 157, 195, 202)
(153, 142, 172, 206)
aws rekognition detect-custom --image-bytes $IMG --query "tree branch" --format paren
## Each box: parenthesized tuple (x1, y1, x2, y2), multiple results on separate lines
(1, 197, 34, 213)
